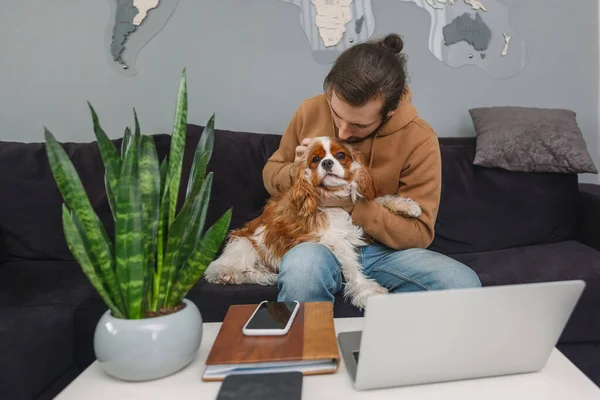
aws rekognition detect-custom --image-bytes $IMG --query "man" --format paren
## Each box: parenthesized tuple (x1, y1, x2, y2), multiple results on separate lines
(262, 33, 481, 304)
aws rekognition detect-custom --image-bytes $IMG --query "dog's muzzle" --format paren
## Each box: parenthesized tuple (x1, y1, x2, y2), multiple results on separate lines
(321, 159, 334, 171)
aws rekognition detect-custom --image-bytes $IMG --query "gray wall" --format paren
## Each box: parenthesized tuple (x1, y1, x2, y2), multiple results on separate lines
(1, 0, 598, 183)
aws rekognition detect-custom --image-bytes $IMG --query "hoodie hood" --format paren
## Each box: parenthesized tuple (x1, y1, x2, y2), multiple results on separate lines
(376, 87, 418, 138)
(362, 88, 418, 167)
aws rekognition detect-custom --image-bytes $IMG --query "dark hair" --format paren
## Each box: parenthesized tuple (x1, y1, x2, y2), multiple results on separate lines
(323, 33, 408, 118)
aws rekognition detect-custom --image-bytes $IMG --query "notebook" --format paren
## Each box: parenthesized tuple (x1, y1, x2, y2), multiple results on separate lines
(202, 302, 340, 381)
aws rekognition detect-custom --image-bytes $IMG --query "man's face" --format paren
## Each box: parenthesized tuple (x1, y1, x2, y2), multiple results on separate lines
(329, 90, 393, 143)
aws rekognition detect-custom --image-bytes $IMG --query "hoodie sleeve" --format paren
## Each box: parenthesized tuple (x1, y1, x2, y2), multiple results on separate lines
(350, 135, 442, 250)
(262, 104, 304, 196)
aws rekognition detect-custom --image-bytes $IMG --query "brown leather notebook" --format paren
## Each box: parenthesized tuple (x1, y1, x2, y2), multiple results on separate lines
(202, 302, 340, 381)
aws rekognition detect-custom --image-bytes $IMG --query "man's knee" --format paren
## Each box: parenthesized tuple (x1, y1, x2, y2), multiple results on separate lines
(278, 243, 341, 299)
(433, 261, 482, 290)
(280, 243, 336, 276)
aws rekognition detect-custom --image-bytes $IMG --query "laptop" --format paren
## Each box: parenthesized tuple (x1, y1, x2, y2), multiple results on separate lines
(338, 280, 585, 391)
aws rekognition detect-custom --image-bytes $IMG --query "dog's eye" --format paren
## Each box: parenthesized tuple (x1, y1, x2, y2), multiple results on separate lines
(312, 156, 321, 163)
(336, 152, 345, 160)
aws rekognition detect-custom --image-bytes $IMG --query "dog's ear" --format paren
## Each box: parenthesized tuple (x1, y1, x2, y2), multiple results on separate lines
(289, 167, 319, 217)
(350, 154, 376, 202)
(355, 167, 376, 201)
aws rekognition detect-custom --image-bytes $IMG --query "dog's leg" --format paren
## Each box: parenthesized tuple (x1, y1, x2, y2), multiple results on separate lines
(205, 236, 276, 285)
(333, 245, 388, 309)
(242, 269, 279, 286)
(375, 195, 422, 217)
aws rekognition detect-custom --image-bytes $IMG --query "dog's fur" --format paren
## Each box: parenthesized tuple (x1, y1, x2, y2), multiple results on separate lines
(204, 137, 422, 308)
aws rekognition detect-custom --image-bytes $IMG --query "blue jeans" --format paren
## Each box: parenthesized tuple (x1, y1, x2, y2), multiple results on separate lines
(277, 243, 481, 303)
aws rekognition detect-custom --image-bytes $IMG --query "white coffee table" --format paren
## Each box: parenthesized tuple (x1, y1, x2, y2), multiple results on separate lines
(56, 317, 600, 399)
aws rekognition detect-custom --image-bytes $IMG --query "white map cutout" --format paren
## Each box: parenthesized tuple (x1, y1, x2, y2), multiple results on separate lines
(312, 0, 354, 47)
(107, 0, 180, 76)
(279, 0, 530, 79)
(133, 0, 160, 25)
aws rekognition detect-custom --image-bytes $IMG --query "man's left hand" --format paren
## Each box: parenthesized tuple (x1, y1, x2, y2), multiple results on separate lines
(319, 192, 355, 214)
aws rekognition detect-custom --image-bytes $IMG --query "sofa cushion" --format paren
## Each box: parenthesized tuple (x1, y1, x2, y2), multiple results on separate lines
(430, 138, 578, 255)
(0, 232, 7, 265)
(0, 134, 171, 261)
(469, 106, 598, 174)
(557, 343, 600, 386)
(451, 240, 600, 343)
(577, 183, 600, 252)
(0, 306, 74, 400)
(0, 260, 94, 307)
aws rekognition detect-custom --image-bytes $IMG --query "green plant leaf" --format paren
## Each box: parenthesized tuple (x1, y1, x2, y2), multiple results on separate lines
(167, 208, 232, 307)
(159, 173, 209, 306)
(44, 128, 123, 314)
(114, 132, 145, 319)
(104, 173, 116, 223)
(184, 172, 213, 250)
(139, 135, 161, 313)
(122, 127, 132, 160)
(185, 114, 215, 201)
(159, 157, 169, 197)
(153, 178, 172, 310)
(62, 204, 125, 318)
(133, 108, 141, 137)
(88, 102, 121, 220)
(167, 68, 188, 225)
(169, 172, 213, 292)
(158, 212, 188, 307)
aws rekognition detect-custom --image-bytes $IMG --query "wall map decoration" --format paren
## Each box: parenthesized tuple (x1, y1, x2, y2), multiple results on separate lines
(107, 0, 180, 76)
(105, 0, 529, 79)
(279, 0, 529, 79)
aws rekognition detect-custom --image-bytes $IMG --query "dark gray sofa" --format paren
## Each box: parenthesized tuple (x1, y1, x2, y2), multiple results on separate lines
(1, 124, 599, 399)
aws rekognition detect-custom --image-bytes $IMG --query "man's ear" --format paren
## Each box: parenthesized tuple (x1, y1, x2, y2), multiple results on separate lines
(289, 169, 319, 217)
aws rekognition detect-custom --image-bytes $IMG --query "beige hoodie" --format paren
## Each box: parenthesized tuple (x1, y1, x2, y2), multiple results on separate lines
(262, 88, 442, 250)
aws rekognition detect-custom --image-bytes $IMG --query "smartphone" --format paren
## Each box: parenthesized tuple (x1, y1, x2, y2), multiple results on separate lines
(216, 372, 302, 400)
(242, 300, 300, 336)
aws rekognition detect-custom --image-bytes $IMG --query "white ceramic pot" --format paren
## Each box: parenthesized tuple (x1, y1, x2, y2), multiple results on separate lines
(93, 299, 203, 381)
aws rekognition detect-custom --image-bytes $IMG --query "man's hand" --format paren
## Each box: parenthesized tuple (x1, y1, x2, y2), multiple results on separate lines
(319, 192, 355, 214)
(290, 138, 313, 181)
(294, 138, 312, 164)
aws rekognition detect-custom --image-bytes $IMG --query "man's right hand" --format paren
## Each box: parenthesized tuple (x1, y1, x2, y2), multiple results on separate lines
(294, 138, 313, 164)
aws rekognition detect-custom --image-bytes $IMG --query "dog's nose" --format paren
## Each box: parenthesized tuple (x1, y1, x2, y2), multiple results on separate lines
(321, 159, 334, 170)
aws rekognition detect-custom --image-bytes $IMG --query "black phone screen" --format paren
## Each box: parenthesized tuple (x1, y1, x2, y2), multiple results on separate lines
(245, 301, 297, 330)
(217, 372, 302, 400)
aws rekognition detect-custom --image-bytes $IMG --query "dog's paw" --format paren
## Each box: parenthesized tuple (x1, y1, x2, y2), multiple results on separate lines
(401, 198, 422, 218)
(346, 280, 389, 309)
(203, 262, 222, 284)
(205, 262, 278, 286)
(204, 262, 240, 285)
(375, 195, 422, 218)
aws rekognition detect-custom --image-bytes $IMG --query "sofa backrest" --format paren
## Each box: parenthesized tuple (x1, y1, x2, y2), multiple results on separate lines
(428, 138, 578, 254)
(0, 126, 579, 262)
(184, 127, 578, 255)
(0, 135, 171, 262)
(180, 124, 281, 234)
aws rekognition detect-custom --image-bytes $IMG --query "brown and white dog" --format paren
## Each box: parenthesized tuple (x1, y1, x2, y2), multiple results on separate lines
(204, 137, 422, 308)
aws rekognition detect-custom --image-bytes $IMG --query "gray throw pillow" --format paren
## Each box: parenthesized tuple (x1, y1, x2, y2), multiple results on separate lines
(469, 106, 598, 174)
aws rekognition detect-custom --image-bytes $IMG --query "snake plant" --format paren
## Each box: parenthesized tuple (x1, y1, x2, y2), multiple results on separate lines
(44, 69, 232, 319)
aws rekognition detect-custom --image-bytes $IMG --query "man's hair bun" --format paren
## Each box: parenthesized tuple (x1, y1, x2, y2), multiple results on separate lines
(379, 33, 404, 54)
